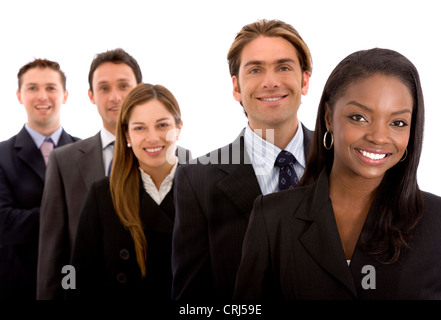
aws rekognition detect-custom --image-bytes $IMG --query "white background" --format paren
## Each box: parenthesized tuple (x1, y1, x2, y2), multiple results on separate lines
(1, 0, 440, 196)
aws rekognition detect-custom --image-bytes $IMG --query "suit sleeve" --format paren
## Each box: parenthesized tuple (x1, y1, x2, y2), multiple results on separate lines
(0, 159, 39, 245)
(171, 165, 213, 300)
(37, 151, 70, 299)
(233, 195, 273, 300)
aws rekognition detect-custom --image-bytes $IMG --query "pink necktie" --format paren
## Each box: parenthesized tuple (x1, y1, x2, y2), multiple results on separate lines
(40, 140, 54, 166)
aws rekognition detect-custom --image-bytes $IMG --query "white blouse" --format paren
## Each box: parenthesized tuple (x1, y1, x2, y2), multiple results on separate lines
(139, 157, 178, 205)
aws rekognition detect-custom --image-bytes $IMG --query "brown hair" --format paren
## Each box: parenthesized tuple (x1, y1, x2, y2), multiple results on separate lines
(17, 58, 67, 91)
(110, 82, 181, 277)
(227, 19, 312, 79)
(88, 48, 142, 92)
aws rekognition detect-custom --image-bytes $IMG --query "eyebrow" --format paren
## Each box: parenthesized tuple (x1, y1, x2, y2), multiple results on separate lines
(97, 78, 131, 85)
(243, 58, 297, 68)
(129, 118, 172, 125)
(346, 100, 412, 116)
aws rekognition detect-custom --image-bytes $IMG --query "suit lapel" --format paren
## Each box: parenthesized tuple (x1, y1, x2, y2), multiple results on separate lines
(296, 170, 358, 298)
(15, 127, 46, 181)
(217, 130, 261, 220)
(76, 133, 105, 188)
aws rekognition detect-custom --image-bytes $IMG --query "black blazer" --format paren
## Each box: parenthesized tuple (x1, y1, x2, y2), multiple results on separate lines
(171, 126, 313, 300)
(0, 126, 79, 299)
(233, 169, 441, 300)
(67, 178, 175, 300)
(67, 147, 191, 300)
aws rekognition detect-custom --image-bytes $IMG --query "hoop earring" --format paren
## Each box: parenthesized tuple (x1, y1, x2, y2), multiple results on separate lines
(399, 148, 408, 162)
(323, 130, 334, 150)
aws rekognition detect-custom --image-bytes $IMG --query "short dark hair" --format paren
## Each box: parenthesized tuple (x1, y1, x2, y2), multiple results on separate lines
(88, 48, 142, 92)
(17, 58, 67, 91)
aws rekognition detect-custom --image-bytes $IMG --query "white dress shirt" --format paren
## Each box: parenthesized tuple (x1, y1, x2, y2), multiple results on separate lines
(244, 123, 306, 195)
(100, 128, 115, 176)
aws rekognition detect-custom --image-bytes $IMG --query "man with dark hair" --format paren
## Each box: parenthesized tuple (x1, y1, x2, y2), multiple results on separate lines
(37, 48, 142, 299)
(0, 58, 79, 299)
(171, 19, 314, 300)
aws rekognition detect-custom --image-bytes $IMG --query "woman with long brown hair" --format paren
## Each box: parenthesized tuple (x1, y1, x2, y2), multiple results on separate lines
(68, 83, 191, 299)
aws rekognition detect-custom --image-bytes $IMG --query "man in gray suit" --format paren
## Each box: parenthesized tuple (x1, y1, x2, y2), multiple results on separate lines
(37, 48, 143, 299)
(171, 19, 314, 300)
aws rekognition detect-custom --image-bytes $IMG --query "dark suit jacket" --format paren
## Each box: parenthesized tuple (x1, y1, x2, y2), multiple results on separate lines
(0, 126, 79, 300)
(38, 136, 191, 300)
(233, 169, 441, 300)
(171, 125, 313, 300)
(67, 177, 176, 300)
(37, 132, 105, 300)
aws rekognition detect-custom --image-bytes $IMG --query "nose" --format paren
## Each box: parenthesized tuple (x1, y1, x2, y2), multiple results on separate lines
(37, 89, 48, 101)
(144, 129, 160, 143)
(366, 121, 389, 145)
(261, 70, 280, 89)
(109, 88, 122, 103)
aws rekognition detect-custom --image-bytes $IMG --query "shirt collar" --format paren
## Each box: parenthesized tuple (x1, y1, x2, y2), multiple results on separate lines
(138, 157, 178, 205)
(100, 128, 116, 149)
(25, 124, 63, 148)
(244, 122, 306, 169)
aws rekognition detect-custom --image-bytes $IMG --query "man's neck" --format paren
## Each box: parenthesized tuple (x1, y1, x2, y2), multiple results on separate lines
(27, 121, 60, 137)
(248, 120, 299, 150)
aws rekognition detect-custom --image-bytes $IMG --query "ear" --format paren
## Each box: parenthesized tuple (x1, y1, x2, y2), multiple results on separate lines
(62, 89, 69, 104)
(232, 76, 242, 102)
(16, 89, 23, 104)
(324, 102, 333, 130)
(301, 71, 310, 96)
(175, 120, 183, 140)
(124, 131, 131, 145)
(88, 89, 95, 104)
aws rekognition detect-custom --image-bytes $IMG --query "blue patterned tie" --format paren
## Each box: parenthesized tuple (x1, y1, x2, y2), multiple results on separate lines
(275, 150, 299, 190)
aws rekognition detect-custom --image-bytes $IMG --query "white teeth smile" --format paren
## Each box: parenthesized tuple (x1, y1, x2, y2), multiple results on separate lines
(145, 147, 163, 153)
(36, 105, 50, 109)
(260, 97, 283, 102)
(359, 150, 387, 160)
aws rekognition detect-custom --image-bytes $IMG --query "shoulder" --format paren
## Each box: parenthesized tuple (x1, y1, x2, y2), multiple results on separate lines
(53, 134, 98, 154)
(259, 186, 309, 213)
(422, 191, 441, 215)
(90, 176, 110, 192)
(0, 134, 16, 150)
(179, 143, 232, 169)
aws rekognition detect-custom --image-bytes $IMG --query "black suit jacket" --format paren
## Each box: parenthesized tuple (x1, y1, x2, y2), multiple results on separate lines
(67, 147, 191, 300)
(67, 178, 175, 300)
(171, 125, 313, 300)
(0, 126, 79, 299)
(233, 169, 441, 300)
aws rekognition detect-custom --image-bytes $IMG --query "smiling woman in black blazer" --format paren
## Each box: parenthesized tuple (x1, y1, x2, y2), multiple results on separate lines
(67, 83, 190, 300)
(233, 48, 441, 300)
